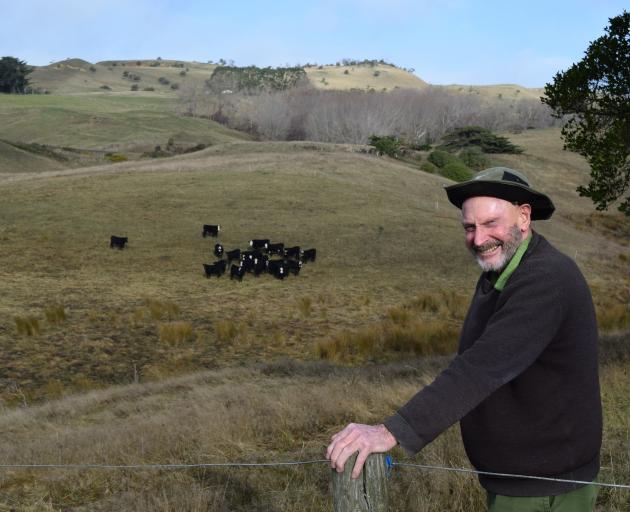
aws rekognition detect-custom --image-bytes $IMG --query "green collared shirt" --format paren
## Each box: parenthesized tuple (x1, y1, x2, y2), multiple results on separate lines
(492, 233, 532, 292)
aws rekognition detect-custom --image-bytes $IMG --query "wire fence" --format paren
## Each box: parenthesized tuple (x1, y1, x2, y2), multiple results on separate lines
(1, 458, 629, 490)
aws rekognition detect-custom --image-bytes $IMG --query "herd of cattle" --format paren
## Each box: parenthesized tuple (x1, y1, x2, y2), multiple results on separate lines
(109, 224, 317, 282)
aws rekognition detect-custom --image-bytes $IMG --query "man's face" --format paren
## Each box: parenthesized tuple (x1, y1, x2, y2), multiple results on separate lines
(461, 196, 531, 272)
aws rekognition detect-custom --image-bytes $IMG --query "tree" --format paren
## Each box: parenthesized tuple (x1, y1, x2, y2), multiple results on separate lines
(542, 11, 630, 215)
(0, 56, 32, 93)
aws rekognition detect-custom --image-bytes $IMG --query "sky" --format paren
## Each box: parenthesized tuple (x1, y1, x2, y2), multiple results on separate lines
(2, 0, 627, 88)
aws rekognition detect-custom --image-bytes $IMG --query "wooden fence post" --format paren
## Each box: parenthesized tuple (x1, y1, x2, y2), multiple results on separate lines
(331, 452, 389, 512)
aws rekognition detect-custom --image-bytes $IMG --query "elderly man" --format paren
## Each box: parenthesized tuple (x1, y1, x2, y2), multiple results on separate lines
(327, 167, 602, 512)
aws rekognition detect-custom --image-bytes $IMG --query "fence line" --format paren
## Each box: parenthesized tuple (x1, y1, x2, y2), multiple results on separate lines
(1, 458, 629, 491)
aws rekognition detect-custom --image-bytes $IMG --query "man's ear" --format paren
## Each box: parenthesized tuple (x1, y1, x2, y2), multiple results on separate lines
(519, 203, 532, 231)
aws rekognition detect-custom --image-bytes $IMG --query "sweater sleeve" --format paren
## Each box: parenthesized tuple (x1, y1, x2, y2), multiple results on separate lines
(384, 263, 566, 454)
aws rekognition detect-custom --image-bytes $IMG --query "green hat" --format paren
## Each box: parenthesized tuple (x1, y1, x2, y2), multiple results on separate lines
(444, 167, 555, 220)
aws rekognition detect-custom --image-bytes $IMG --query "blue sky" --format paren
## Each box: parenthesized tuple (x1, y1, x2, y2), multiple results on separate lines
(2, 0, 627, 87)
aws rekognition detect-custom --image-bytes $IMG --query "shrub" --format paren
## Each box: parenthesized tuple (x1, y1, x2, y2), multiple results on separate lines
(89, 66, 96, 73)
(130, 84, 139, 91)
(170, 83, 179, 90)
(99, 85, 111, 90)
(420, 161, 438, 174)
(427, 149, 457, 168)
(105, 153, 128, 163)
(158, 77, 170, 85)
(459, 147, 490, 171)
(368, 135, 403, 158)
(143, 87, 155, 91)
(439, 126, 523, 154)
(440, 161, 474, 182)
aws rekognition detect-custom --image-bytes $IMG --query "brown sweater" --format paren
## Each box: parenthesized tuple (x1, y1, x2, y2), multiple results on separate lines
(385, 232, 602, 496)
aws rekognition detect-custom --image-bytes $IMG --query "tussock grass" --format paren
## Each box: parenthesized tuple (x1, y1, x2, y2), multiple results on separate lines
(44, 304, 66, 324)
(146, 299, 180, 321)
(297, 296, 313, 317)
(159, 321, 195, 345)
(0, 356, 627, 511)
(597, 301, 630, 332)
(214, 319, 240, 343)
(14, 315, 41, 336)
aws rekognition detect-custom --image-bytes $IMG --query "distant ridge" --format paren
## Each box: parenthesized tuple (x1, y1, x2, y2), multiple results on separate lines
(28, 57, 539, 99)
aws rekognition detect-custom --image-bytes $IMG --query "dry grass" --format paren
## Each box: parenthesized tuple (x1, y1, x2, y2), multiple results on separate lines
(159, 321, 195, 345)
(14, 315, 41, 336)
(44, 304, 66, 324)
(0, 352, 627, 511)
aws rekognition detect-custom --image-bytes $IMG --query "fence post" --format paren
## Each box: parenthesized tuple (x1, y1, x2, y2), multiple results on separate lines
(331, 452, 389, 512)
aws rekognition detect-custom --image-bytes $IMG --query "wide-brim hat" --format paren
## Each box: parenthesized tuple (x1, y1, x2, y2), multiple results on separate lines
(444, 167, 555, 220)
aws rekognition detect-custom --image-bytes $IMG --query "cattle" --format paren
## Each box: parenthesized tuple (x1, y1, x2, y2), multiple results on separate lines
(283, 259, 302, 275)
(110, 235, 128, 249)
(267, 260, 287, 280)
(230, 263, 246, 281)
(214, 243, 224, 258)
(252, 258, 268, 276)
(203, 260, 227, 278)
(249, 239, 270, 250)
(284, 246, 302, 259)
(226, 248, 241, 263)
(267, 242, 285, 256)
(301, 248, 317, 262)
(202, 224, 220, 237)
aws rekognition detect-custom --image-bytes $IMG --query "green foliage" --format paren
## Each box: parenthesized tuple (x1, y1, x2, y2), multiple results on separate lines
(0, 56, 32, 93)
(439, 126, 523, 154)
(206, 66, 307, 94)
(428, 149, 457, 167)
(368, 135, 403, 158)
(542, 11, 630, 215)
(441, 161, 474, 182)
(428, 150, 474, 181)
(458, 146, 491, 171)
(105, 153, 128, 163)
(420, 161, 438, 174)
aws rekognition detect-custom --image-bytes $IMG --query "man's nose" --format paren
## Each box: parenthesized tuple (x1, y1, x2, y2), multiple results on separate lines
(474, 227, 488, 247)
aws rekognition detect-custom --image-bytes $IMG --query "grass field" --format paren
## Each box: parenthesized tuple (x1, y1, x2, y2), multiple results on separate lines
(0, 116, 628, 510)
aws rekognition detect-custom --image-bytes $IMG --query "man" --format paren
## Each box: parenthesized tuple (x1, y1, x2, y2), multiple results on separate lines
(327, 167, 602, 511)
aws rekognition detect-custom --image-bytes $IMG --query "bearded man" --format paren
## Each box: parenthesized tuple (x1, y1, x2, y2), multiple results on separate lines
(326, 167, 602, 512)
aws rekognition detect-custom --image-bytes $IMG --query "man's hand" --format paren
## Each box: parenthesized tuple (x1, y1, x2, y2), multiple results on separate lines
(326, 423, 397, 479)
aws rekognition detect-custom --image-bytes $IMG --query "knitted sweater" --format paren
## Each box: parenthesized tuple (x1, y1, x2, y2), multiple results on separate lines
(384, 232, 602, 496)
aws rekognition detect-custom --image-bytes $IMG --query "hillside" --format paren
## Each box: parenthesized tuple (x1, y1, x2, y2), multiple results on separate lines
(0, 93, 252, 172)
(27, 58, 543, 98)
(0, 128, 629, 510)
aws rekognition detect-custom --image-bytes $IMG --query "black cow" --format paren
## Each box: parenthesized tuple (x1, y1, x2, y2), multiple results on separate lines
(214, 243, 224, 258)
(249, 239, 270, 250)
(284, 246, 302, 259)
(252, 258, 268, 276)
(283, 259, 302, 275)
(110, 235, 128, 249)
(230, 263, 246, 281)
(267, 242, 285, 256)
(226, 248, 241, 263)
(302, 248, 317, 262)
(203, 260, 227, 278)
(202, 224, 220, 237)
(267, 260, 287, 280)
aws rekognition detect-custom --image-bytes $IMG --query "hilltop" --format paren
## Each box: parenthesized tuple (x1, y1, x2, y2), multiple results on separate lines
(27, 58, 540, 99)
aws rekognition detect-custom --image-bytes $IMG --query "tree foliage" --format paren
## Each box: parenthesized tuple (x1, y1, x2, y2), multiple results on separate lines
(542, 11, 630, 215)
(438, 126, 523, 154)
(0, 56, 32, 93)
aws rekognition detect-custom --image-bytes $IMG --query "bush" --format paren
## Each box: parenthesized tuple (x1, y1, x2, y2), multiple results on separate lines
(441, 161, 474, 182)
(170, 83, 179, 90)
(459, 146, 490, 171)
(105, 153, 128, 163)
(99, 85, 111, 90)
(420, 161, 438, 174)
(369, 135, 403, 158)
(130, 84, 139, 91)
(158, 77, 170, 85)
(439, 126, 523, 154)
(428, 149, 457, 168)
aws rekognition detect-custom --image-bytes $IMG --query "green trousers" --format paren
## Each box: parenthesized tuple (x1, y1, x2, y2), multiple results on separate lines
(487, 484, 598, 512)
